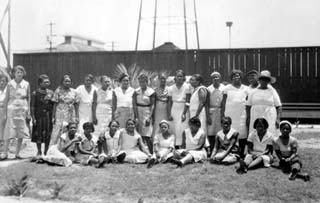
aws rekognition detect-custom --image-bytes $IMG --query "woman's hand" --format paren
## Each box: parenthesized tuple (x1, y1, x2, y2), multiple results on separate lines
(168, 115, 173, 121)
(145, 117, 151, 127)
(207, 117, 212, 125)
(275, 118, 280, 129)
(181, 113, 186, 122)
(92, 117, 98, 125)
(52, 118, 56, 124)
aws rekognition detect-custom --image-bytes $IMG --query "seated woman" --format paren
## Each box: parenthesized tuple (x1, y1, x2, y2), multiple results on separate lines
(43, 122, 82, 167)
(273, 120, 310, 181)
(210, 117, 239, 165)
(119, 119, 152, 163)
(147, 120, 175, 168)
(171, 117, 207, 167)
(237, 118, 273, 174)
(96, 120, 126, 167)
(74, 122, 99, 166)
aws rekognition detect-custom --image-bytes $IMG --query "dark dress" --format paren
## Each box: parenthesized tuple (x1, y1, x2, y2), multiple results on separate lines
(31, 89, 54, 143)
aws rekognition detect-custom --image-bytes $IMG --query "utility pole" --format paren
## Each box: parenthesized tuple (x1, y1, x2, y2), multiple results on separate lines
(106, 41, 119, 51)
(47, 22, 56, 52)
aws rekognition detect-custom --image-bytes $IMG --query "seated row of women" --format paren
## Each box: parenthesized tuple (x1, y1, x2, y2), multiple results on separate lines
(40, 116, 309, 182)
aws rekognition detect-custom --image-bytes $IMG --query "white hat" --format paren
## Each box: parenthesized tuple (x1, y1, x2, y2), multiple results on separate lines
(258, 70, 276, 84)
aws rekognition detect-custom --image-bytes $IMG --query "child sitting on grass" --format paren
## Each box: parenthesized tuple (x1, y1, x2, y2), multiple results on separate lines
(273, 120, 310, 181)
(236, 118, 273, 174)
(171, 117, 207, 167)
(74, 122, 99, 166)
(210, 116, 239, 165)
(96, 120, 126, 168)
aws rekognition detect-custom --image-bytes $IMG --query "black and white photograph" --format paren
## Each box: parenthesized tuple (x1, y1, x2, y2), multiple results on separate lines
(0, 0, 319, 202)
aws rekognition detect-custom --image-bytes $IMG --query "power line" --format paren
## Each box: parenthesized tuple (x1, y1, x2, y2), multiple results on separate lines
(106, 41, 119, 51)
(47, 22, 56, 52)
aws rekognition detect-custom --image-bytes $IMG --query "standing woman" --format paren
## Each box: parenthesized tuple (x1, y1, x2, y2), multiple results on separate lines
(221, 69, 249, 158)
(133, 74, 155, 152)
(31, 75, 54, 157)
(152, 73, 169, 137)
(92, 76, 113, 137)
(167, 70, 191, 148)
(2, 65, 31, 160)
(76, 74, 96, 132)
(0, 75, 8, 144)
(246, 70, 281, 136)
(189, 74, 208, 134)
(51, 75, 79, 145)
(113, 73, 135, 128)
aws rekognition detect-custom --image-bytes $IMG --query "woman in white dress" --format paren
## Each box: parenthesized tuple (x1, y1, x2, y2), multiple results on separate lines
(167, 70, 191, 148)
(171, 117, 207, 167)
(92, 76, 113, 137)
(2, 66, 31, 160)
(221, 69, 249, 158)
(0, 74, 8, 143)
(133, 74, 155, 153)
(207, 72, 225, 155)
(76, 74, 96, 132)
(113, 74, 135, 128)
(119, 119, 152, 163)
(246, 70, 281, 136)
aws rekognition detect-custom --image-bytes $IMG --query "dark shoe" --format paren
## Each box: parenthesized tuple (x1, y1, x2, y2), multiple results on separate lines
(147, 157, 156, 169)
(171, 158, 183, 167)
(117, 153, 126, 163)
(238, 159, 248, 173)
(297, 173, 310, 182)
(209, 158, 220, 164)
(289, 169, 298, 180)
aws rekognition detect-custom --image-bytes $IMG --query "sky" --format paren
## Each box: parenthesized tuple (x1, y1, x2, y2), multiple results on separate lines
(1, 0, 320, 66)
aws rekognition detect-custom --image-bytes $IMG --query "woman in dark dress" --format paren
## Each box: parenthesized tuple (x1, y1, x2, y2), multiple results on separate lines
(31, 75, 54, 157)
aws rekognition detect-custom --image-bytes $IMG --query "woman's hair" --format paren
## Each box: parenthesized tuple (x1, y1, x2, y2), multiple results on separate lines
(38, 74, 49, 85)
(279, 120, 292, 132)
(12, 65, 26, 77)
(119, 73, 129, 82)
(67, 121, 78, 129)
(192, 74, 204, 85)
(108, 120, 120, 128)
(61, 74, 72, 85)
(0, 74, 9, 82)
(100, 75, 111, 83)
(174, 69, 186, 82)
(158, 72, 167, 79)
(138, 73, 148, 82)
(188, 116, 201, 128)
(84, 74, 94, 82)
(253, 118, 269, 129)
(83, 122, 95, 132)
(229, 69, 243, 81)
(126, 118, 136, 126)
(221, 116, 232, 125)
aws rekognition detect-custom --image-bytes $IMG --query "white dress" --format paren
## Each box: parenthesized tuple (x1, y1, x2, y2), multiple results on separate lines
(178, 128, 207, 162)
(207, 84, 225, 136)
(247, 88, 281, 135)
(153, 132, 175, 160)
(168, 83, 191, 146)
(76, 85, 97, 132)
(190, 85, 207, 134)
(0, 87, 7, 140)
(104, 129, 121, 156)
(114, 87, 135, 128)
(223, 84, 249, 139)
(95, 87, 113, 136)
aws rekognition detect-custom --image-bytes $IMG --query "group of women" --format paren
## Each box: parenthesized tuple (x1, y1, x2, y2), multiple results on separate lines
(0, 65, 309, 181)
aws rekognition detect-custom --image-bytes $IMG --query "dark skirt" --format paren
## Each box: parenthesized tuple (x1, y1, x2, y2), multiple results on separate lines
(31, 112, 52, 143)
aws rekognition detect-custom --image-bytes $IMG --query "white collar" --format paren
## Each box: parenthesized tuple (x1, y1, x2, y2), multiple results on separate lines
(10, 79, 28, 89)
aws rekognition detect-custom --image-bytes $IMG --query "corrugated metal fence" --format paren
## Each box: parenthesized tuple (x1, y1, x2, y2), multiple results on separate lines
(13, 46, 320, 103)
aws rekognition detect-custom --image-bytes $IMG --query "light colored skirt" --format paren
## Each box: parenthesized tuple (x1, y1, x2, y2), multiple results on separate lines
(170, 102, 189, 146)
(207, 107, 221, 136)
(177, 148, 207, 162)
(225, 103, 247, 139)
(121, 149, 149, 164)
(213, 150, 239, 164)
(137, 106, 153, 138)
(95, 103, 112, 137)
(250, 105, 277, 136)
(115, 107, 133, 128)
(43, 145, 73, 167)
(78, 102, 93, 132)
(153, 101, 168, 137)
(152, 147, 173, 161)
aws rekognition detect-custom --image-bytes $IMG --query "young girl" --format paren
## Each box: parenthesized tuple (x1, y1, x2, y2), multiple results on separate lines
(75, 122, 99, 166)
(2, 65, 31, 160)
(119, 119, 151, 164)
(31, 75, 54, 157)
(43, 122, 82, 167)
(210, 117, 239, 165)
(171, 117, 207, 167)
(147, 120, 175, 168)
(273, 120, 310, 181)
(96, 120, 125, 167)
(237, 118, 273, 174)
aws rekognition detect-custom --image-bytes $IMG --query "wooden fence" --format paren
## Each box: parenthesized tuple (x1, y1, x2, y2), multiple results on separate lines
(13, 46, 320, 104)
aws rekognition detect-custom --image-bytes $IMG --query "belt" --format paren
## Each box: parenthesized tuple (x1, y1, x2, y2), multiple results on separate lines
(137, 103, 151, 107)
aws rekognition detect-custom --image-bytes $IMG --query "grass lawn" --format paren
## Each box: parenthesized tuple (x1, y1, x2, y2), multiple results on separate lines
(0, 129, 319, 203)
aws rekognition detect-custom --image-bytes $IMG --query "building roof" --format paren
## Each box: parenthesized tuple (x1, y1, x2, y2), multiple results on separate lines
(56, 42, 105, 52)
(153, 42, 181, 52)
(63, 33, 105, 45)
